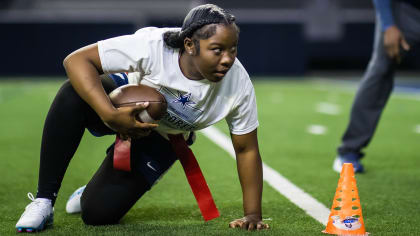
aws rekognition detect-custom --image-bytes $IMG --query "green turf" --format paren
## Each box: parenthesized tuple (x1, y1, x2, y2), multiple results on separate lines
(1, 78, 419, 235)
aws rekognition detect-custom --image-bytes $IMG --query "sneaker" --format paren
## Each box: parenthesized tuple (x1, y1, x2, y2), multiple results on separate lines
(333, 153, 364, 173)
(65, 185, 86, 214)
(16, 193, 54, 233)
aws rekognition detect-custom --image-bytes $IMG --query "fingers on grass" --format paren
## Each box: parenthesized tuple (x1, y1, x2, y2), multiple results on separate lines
(240, 221, 248, 230)
(256, 222, 269, 230)
(229, 220, 241, 228)
(248, 223, 256, 231)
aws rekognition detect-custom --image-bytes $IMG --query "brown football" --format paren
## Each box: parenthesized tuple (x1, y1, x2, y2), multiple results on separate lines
(109, 84, 167, 123)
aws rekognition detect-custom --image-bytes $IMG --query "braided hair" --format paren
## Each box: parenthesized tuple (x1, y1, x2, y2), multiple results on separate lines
(163, 4, 238, 52)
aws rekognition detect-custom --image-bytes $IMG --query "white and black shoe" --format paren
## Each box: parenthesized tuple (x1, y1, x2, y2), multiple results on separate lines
(16, 193, 54, 233)
(333, 153, 364, 173)
(65, 185, 86, 214)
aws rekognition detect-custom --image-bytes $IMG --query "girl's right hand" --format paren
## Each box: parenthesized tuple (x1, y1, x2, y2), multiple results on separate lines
(229, 215, 269, 231)
(103, 102, 159, 139)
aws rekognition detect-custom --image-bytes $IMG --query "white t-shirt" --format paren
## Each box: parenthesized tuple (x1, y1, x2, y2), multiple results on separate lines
(98, 27, 258, 138)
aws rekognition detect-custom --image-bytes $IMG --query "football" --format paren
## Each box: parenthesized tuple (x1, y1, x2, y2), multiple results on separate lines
(109, 84, 167, 123)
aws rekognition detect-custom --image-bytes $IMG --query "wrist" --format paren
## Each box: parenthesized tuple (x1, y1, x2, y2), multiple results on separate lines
(243, 213, 262, 221)
(98, 106, 118, 123)
(244, 212, 262, 219)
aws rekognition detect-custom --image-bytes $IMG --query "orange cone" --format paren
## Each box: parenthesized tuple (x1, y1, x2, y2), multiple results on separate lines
(322, 163, 369, 236)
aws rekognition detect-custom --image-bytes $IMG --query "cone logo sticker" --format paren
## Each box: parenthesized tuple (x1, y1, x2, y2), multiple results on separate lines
(331, 215, 362, 231)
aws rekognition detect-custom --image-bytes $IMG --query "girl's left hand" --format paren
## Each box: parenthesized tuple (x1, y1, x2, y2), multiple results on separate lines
(229, 214, 269, 231)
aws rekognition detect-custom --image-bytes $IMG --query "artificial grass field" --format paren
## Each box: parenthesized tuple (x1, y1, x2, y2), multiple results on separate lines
(0, 77, 419, 235)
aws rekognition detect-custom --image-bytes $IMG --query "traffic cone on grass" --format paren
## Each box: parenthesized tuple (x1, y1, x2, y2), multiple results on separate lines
(322, 163, 369, 236)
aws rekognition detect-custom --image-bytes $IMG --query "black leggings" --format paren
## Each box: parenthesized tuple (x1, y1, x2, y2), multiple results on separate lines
(81, 130, 177, 225)
(36, 76, 178, 225)
(37, 76, 116, 203)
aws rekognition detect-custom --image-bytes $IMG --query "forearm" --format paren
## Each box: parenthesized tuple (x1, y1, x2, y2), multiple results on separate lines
(373, 0, 395, 31)
(63, 44, 116, 121)
(236, 151, 263, 217)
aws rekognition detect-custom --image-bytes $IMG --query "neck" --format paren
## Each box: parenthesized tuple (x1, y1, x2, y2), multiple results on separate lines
(179, 51, 204, 80)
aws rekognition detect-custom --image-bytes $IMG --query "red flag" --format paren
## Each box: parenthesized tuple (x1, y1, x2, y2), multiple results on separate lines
(113, 134, 131, 171)
(112, 133, 220, 221)
(168, 134, 220, 221)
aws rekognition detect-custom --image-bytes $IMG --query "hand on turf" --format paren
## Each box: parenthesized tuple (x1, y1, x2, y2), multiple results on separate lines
(103, 102, 158, 139)
(229, 214, 269, 231)
(384, 25, 410, 64)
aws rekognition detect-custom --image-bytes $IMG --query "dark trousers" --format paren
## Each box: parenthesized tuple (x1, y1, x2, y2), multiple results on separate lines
(338, 1, 420, 156)
(36, 76, 177, 225)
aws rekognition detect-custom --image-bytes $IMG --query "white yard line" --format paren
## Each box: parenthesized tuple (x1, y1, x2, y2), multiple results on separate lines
(307, 124, 327, 135)
(414, 125, 420, 134)
(200, 126, 330, 226)
(316, 102, 340, 115)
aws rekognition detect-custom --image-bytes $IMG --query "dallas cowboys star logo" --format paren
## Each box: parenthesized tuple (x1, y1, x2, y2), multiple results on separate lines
(172, 92, 196, 109)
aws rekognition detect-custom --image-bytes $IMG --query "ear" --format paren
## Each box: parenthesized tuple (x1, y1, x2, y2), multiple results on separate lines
(183, 37, 196, 56)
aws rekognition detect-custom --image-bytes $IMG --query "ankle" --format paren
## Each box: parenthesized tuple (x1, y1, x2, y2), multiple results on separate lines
(35, 198, 52, 204)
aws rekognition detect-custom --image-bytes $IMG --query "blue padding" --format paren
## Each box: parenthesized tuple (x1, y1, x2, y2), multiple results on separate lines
(110, 73, 129, 87)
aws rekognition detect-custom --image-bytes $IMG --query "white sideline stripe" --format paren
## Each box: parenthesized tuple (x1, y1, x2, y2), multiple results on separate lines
(200, 126, 330, 226)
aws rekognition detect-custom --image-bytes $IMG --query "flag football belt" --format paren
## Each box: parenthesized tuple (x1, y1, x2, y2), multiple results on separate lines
(113, 134, 220, 221)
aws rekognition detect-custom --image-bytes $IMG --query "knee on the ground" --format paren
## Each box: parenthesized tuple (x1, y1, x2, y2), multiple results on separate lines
(80, 201, 121, 226)
(80, 189, 124, 225)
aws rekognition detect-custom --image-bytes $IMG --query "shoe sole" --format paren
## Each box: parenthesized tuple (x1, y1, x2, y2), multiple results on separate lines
(332, 158, 364, 173)
(16, 214, 53, 233)
(66, 186, 85, 214)
(332, 158, 343, 173)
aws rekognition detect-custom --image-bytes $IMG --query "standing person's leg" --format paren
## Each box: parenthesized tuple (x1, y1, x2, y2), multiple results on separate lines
(335, 2, 420, 173)
(16, 76, 117, 232)
(334, 16, 396, 173)
(80, 132, 178, 225)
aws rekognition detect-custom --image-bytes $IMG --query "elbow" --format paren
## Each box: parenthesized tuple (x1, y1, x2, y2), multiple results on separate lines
(62, 53, 73, 72)
(63, 47, 83, 71)
(62, 47, 103, 75)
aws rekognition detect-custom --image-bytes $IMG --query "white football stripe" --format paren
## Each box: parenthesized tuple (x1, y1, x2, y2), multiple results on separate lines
(200, 126, 330, 225)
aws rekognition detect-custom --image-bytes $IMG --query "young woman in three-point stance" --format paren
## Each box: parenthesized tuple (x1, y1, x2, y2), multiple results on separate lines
(16, 4, 269, 232)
